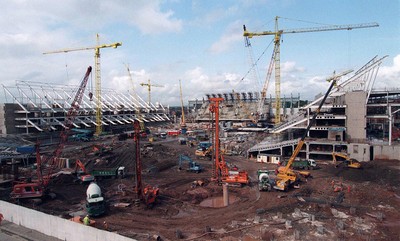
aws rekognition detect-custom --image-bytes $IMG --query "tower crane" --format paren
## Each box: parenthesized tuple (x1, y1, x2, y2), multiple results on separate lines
(125, 64, 145, 131)
(243, 16, 379, 124)
(140, 79, 164, 105)
(43, 34, 122, 135)
(10, 66, 93, 199)
(179, 79, 187, 133)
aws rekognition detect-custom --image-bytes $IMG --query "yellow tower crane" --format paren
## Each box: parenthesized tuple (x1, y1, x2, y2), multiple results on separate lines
(125, 64, 145, 131)
(179, 79, 187, 132)
(243, 16, 378, 124)
(140, 79, 164, 105)
(43, 34, 122, 135)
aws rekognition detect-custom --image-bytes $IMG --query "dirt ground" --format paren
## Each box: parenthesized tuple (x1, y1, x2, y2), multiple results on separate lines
(3, 134, 400, 241)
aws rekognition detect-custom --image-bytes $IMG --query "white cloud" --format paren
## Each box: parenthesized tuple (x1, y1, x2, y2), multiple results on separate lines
(209, 21, 243, 54)
(375, 54, 400, 90)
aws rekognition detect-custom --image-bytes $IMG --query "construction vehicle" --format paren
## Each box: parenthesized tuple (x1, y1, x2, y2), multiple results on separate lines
(209, 98, 249, 187)
(332, 152, 362, 169)
(257, 169, 276, 191)
(178, 155, 202, 173)
(244, 17, 378, 124)
(91, 166, 125, 179)
(92, 144, 113, 156)
(10, 66, 92, 200)
(133, 120, 159, 206)
(195, 146, 212, 158)
(279, 159, 318, 170)
(75, 159, 95, 183)
(71, 128, 93, 142)
(273, 70, 352, 191)
(85, 182, 106, 216)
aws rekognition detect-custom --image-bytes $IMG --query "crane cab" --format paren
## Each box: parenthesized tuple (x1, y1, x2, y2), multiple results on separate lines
(10, 182, 45, 199)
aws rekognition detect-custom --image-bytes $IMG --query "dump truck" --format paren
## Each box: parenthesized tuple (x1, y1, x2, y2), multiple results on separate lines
(91, 166, 125, 179)
(279, 159, 318, 170)
(257, 169, 276, 191)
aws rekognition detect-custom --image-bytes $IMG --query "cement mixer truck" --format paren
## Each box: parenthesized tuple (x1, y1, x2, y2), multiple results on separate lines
(85, 182, 106, 216)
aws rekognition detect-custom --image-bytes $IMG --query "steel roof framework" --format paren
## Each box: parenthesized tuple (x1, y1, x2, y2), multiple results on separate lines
(2, 81, 169, 133)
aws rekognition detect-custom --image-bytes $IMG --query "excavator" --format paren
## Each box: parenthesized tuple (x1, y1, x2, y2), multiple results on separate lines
(209, 98, 249, 187)
(133, 120, 159, 206)
(332, 152, 362, 169)
(178, 154, 202, 173)
(10, 66, 93, 200)
(195, 146, 212, 158)
(75, 159, 95, 183)
(273, 70, 352, 191)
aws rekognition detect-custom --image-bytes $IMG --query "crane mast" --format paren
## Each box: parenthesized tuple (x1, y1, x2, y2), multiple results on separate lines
(243, 16, 379, 124)
(43, 34, 122, 135)
(140, 79, 164, 105)
(125, 64, 145, 130)
(179, 79, 187, 131)
(276, 70, 352, 190)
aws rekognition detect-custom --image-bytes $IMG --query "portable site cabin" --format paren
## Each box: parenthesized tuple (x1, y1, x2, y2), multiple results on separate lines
(256, 154, 281, 164)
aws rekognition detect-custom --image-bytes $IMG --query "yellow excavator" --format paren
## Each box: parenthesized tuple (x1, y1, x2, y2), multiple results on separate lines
(274, 70, 352, 191)
(332, 152, 361, 169)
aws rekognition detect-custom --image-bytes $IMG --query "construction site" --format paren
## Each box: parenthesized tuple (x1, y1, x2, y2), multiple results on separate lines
(0, 18, 399, 241)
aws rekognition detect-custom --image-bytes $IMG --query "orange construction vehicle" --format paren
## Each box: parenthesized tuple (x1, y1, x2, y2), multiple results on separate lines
(10, 66, 93, 200)
(209, 97, 249, 186)
(133, 120, 159, 206)
(75, 159, 95, 183)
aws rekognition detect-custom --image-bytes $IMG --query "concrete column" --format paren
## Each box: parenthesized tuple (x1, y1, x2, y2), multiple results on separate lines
(223, 183, 229, 206)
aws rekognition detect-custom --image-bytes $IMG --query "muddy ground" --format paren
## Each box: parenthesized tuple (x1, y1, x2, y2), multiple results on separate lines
(3, 134, 400, 241)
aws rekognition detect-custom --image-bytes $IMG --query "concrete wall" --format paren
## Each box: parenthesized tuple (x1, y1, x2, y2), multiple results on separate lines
(347, 143, 370, 162)
(0, 103, 20, 134)
(0, 201, 137, 241)
(373, 145, 400, 160)
(345, 92, 367, 140)
(0, 104, 5, 134)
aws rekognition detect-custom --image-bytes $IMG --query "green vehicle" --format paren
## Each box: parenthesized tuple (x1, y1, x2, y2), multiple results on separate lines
(91, 166, 125, 179)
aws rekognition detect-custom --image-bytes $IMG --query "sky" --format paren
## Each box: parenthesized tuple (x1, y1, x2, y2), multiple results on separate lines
(1, 0, 399, 106)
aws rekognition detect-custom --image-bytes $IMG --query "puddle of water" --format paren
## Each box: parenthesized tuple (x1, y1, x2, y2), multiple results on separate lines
(199, 195, 239, 208)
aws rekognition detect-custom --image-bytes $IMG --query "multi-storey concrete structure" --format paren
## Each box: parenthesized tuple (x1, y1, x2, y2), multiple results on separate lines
(194, 55, 400, 161)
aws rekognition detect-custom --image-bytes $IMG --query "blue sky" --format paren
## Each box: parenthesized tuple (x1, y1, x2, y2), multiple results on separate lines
(1, 0, 399, 106)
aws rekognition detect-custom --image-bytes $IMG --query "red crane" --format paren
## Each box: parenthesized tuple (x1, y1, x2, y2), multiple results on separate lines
(10, 66, 93, 199)
(133, 120, 159, 206)
(209, 97, 249, 186)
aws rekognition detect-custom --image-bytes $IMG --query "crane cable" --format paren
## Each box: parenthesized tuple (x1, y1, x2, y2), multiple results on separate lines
(237, 38, 274, 88)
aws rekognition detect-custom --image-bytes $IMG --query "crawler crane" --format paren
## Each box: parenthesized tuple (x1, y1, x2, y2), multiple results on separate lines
(209, 98, 249, 186)
(274, 70, 352, 191)
(133, 120, 159, 206)
(10, 66, 93, 199)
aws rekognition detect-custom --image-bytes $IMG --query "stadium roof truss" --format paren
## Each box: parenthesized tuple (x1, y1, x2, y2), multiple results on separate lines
(2, 81, 169, 133)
